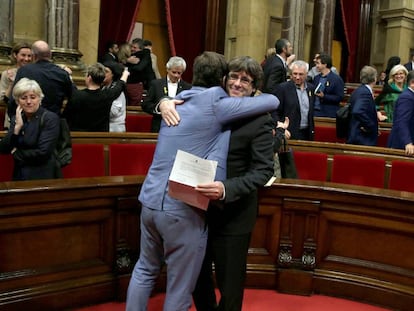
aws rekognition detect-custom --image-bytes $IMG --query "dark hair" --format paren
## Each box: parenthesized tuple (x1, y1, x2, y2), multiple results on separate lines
(316, 53, 332, 69)
(105, 41, 117, 51)
(275, 38, 289, 54)
(407, 70, 414, 84)
(385, 56, 401, 74)
(192, 51, 228, 87)
(228, 56, 264, 90)
(103, 61, 124, 81)
(131, 38, 144, 50)
(143, 40, 152, 47)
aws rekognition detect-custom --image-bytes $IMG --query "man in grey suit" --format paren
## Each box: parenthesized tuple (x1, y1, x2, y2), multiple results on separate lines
(125, 52, 279, 311)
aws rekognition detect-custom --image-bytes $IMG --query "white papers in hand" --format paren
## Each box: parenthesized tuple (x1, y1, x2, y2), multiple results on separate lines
(168, 150, 218, 210)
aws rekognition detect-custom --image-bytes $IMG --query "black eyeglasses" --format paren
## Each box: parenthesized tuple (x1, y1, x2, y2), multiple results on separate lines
(228, 73, 253, 86)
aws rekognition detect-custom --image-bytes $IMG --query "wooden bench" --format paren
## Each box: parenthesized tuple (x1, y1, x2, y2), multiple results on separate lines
(1, 177, 413, 310)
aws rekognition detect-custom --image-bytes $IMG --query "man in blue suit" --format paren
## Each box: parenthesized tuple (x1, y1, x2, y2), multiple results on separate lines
(125, 52, 279, 311)
(388, 70, 414, 155)
(347, 66, 379, 146)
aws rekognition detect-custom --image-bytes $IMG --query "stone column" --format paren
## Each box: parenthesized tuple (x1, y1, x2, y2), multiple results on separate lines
(0, 0, 14, 65)
(45, 0, 85, 73)
(310, 0, 336, 57)
(281, 0, 306, 60)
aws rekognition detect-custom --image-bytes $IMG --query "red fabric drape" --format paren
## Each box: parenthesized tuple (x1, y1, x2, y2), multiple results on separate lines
(340, 0, 360, 82)
(165, 0, 208, 82)
(98, 0, 141, 61)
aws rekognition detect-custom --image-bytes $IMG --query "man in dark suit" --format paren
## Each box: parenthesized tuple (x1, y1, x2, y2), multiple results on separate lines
(404, 50, 414, 71)
(100, 41, 119, 63)
(263, 38, 294, 94)
(192, 56, 276, 311)
(141, 56, 191, 132)
(347, 66, 379, 146)
(273, 60, 315, 141)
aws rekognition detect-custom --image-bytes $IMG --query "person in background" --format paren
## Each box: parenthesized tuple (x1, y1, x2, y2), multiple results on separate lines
(0, 42, 32, 129)
(143, 39, 162, 79)
(125, 51, 279, 311)
(125, 38, 156, 105)
(347, 66, 379, 146)
(0, 78, 61, 180)
(102, 61, 127, 132)
(375, 64, 408, 123)
(404, 50, 414, 72)
(9, 40, 73, 117)
(260, 47, 276, 69)
(313, 53, 345, 118)
(388, 70, 414, 155)
(192, 56, 281, 311)
(307, 51, 338, 82)
(376, 71, 386, 86)
(100, 41, 119, 63)
(272, 60, 315, 141)
(141, 56, 191, 132)
(262, 38, 295, 94)
(63, 63, 129, 131)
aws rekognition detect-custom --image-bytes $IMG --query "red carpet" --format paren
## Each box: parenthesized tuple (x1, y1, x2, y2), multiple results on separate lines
(74, 289, 391, 311)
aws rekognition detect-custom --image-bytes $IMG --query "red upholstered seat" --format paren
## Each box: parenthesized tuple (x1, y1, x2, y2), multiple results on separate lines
(389, 160, 414, 192)
(62, 144, 105, 178)
(314, 126, 346, 143)
(109, 143, 156, 176)
(377, 130, 390, 147)
(293, 151, 328, 181)
(331, 154, 386, 188)
(0, 154, 14, 182)
(125, 114, 152, 132)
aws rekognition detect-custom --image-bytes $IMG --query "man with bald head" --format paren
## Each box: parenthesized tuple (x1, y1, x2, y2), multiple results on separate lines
(8, 40, 73, 118)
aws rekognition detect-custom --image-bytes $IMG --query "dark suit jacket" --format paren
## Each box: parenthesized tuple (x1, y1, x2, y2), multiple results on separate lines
(141, 77, 192, 132)
(313, 70, 345, 118)
(100, 52, 118, 63)
(272, 80, 315, 140)
(10, 60, 73, 117)
(347, 84, 378, 146)
(388, 88, 414, 149)
(207, 114, 275, 235)
(0, 107, 61, 180)
(404, 62, 413, 71)
(263, 55, 287, 94)
(126, 49, 156, 89)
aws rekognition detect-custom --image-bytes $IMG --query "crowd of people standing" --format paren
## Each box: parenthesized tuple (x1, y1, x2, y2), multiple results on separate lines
(1, 34, 414, 311)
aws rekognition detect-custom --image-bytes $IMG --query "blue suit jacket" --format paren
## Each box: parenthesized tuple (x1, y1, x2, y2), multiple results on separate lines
(313, 71, 345, 118)
(388, 88, 414, 149)
(138, 86, 279, 211)
(347, 84, 378, 146)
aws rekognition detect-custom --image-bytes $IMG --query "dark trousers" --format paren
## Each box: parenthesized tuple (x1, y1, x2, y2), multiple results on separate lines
(193, 232, 251, 311)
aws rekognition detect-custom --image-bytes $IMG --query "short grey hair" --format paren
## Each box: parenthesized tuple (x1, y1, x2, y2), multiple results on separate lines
(290, 60, 309, 72)
(360, 66, 377, 84)
(166, 56, 187, 71)
(13, 78, 44, 100)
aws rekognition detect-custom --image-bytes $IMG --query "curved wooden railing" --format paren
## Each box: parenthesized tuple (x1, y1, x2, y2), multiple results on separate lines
(0, 177, 413, 310)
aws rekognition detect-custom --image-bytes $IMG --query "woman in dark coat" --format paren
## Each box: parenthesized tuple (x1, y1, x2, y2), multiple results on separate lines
(0, 78, 61, 180)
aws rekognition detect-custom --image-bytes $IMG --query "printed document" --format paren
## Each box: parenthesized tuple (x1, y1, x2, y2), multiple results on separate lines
(168, 150, 218, 210)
